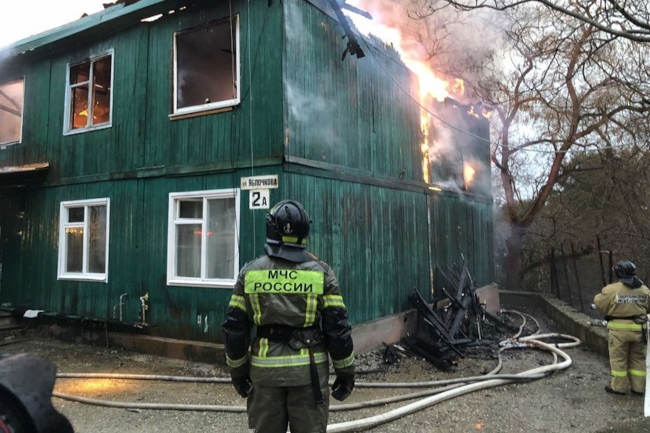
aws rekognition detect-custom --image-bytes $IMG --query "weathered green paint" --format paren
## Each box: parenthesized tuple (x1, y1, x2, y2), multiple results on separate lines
(0, 0, 494, 342)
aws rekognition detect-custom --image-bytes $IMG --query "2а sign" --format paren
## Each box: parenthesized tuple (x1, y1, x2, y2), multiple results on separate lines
(249, 189, 269, 209)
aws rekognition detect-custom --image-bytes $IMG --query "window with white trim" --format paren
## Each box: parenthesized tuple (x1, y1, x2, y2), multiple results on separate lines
(0, 78, 24, 146)
(172, 16, 240, 116)
(58, 198, 110, 281)
(64, 51, 113, 133)
(167, 189, 240, 288)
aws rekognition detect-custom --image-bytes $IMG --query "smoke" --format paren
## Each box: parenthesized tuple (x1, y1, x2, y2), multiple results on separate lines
(283, 0, 342, 156)
(349, 0, 506, 100)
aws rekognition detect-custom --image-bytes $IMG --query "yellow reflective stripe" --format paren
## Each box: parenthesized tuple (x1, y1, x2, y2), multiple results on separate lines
(228, 294, 247, 312)
(226, 354, 248, 368)
(245, 270, 324, 295)
(281, 236, 307, 245)
(251, 352, 328, 368)
(607, 321, 643, 331)
(333, 353, 355, 369)
(304, 294, 317, 326)
(258, 338, 269, 358)
(611, 370, 628, 377)
(323, 295, 345, 309)
(250, 294, 262, 325)
(629, 369, 646, 377)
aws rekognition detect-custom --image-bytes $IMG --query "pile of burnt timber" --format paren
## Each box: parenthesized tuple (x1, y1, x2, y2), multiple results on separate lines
(402, 259, 512, 371)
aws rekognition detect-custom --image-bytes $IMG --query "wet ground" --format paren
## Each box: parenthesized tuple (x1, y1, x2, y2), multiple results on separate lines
(1, 309, 649, 433)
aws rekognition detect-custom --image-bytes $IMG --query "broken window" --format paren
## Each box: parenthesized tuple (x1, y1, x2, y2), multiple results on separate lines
(65, 52, 112, 133)
(173, 16, 239, 115)
(0, 79, 24, 146)
(167, 189, 240, 287)
(58, 198, 110, 281)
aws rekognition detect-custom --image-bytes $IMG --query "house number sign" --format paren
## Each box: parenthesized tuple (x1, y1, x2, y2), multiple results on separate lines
(249, 189, 270, 210)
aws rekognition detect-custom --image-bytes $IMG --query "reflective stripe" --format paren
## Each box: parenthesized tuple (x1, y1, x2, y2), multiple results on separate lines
(280, 236, 308, 245)
(250, 294, 262, 325)
(611, 369, 628, 377)
(304, 294, 317, 326)
(258, 338, 269, 358)
(228, 294, 247, 312)
(323, 295, 345, 309)
(629, 369, 646, 377)
(333, 353, 355, 369)
(226, 354, 248, 368)
(608, 321, 643, 331)
(251, 352, 328, 368)
(244, 270, 324, 295)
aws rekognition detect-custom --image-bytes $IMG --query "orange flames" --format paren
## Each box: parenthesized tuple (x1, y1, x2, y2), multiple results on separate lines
(464, 163, 476, 188)
(344, 1, 467, 183)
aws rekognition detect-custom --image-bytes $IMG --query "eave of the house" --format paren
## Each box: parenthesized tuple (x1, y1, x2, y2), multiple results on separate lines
(1, 0, 195, 58)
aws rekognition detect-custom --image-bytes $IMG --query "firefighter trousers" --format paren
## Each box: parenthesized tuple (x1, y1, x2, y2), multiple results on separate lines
(608, 329, 646, 393)
(246, 373, 329, 433)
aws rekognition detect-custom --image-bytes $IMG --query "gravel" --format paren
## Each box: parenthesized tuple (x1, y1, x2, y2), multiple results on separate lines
(2, 310, 649, 433)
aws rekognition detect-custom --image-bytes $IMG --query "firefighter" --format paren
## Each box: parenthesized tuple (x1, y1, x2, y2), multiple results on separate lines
(594, 260, 650, 395)
(222, 200, 355, 433)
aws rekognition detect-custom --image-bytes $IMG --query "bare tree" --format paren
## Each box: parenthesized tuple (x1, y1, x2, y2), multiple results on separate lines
(458, 4, 650, 289)
(416, 0, 650, 43)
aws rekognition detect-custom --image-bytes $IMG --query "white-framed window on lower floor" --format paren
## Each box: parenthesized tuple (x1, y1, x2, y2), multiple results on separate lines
(167, 188, 240, 288)
(57, 198, 110, 282)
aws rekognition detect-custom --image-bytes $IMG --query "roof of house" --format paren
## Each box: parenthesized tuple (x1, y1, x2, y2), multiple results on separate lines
(2, 0, 184, 58)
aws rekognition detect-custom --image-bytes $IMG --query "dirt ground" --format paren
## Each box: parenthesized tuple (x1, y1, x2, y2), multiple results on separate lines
(1, 310, 649, 433)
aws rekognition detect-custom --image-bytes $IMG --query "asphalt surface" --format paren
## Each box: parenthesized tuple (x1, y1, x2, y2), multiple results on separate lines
(1, 312, 649, 433)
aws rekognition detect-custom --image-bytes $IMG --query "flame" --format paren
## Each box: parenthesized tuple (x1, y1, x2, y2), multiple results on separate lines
(344, 2, 466, 183)
(55, 379, 136, 396)
(463, 163, 476, 188)
(481, 107, 493, 119)
(467, 106, 480, 119)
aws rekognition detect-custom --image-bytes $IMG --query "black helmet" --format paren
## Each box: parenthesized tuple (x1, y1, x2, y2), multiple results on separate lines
(613, 260, 636, 279)
(264, 200, 312, 263)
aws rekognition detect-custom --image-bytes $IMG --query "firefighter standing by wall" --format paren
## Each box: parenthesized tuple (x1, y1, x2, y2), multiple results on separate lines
(594, 260, 650, 395)
(222, 200, 355, 433)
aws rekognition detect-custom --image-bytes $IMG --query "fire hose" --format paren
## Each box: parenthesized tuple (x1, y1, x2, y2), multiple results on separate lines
(53, 313, 581, 432)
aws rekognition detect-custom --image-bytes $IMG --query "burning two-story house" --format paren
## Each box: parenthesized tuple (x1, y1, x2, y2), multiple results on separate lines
(0, 0, 494, 351)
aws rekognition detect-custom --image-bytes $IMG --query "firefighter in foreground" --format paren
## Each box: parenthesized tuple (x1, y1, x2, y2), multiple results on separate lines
(222, 200, 355, 432)
(594, 260, 650, 395)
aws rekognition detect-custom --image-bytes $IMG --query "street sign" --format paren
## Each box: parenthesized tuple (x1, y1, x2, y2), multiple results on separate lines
(240, 175, 279, 190)
(249, 189, 270, 210)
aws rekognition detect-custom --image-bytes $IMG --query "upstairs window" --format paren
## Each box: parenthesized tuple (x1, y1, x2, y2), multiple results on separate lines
(64, 51, 113, 134)
(0, 78, 24, 147)
(167, 189, 240, 288)
(172, 16, 240, 117)
(58, 198, 110, 282)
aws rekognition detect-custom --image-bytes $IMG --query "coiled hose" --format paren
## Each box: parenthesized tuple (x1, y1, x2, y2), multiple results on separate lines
(53, 312, 581, 432)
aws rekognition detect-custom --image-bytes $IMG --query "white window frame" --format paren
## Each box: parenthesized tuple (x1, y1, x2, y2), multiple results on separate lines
(171, 15, 240, 117)
(57, 198, 110, 282)
(0, 77, 25, 148)
(167, 188, 240, 288)
(63, 49, 114, 135)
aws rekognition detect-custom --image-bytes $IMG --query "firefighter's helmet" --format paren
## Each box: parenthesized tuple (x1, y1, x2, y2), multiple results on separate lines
(613, 260, 636, 279)
(264, 200, 312, 262)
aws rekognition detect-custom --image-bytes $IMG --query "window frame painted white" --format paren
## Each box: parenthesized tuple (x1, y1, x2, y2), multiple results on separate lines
(0, 77, 25, 148)
(167, 188, 240, 288)
(57, 198, 111, 282)
(171, 15, 241, 117)
(63, 49, 115, 135)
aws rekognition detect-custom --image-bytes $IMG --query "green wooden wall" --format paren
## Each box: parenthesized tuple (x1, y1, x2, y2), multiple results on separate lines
(0, 0, 494, 343)
(0, 0, 284, 181)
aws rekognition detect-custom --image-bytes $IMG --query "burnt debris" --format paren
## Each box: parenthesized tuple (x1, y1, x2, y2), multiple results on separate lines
(400, 258, 513, 371)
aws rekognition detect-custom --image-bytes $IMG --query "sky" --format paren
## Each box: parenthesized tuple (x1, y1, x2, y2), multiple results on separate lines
(0, 1, 108, 48)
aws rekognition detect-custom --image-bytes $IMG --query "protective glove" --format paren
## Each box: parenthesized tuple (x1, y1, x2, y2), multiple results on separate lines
(331, 372, 355, 401)
(231, 374, 252, 398)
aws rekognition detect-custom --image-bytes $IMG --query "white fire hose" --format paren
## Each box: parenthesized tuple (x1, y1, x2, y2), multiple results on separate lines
(53, 313, 582, 431)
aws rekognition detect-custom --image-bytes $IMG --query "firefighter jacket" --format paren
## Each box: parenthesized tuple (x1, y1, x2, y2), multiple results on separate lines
(594, 281, 650, 332)
(222, 254, 355, 387)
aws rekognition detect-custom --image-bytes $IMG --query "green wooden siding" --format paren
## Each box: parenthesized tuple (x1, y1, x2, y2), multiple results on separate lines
(0, 1, 283, 183)
(0, 0, 494, 343)
(283, 0, 422, 182)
